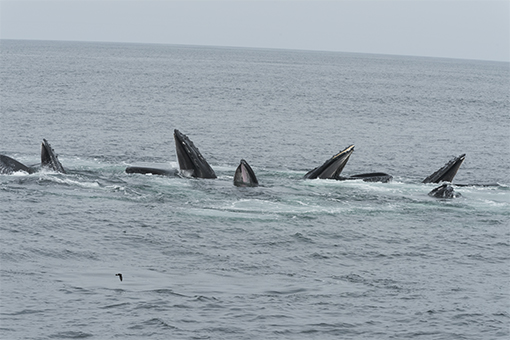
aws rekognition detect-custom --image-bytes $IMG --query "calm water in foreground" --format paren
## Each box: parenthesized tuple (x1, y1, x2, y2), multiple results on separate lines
(1, 40, 509, 339)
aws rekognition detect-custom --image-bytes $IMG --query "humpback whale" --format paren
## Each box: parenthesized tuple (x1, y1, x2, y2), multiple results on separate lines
(304, 145, 355, 179)
(125, 130, 217, 179)
(41, 139, 66, 173)
(428, 183, 461, 198)
(174, 129, 217, 179)
(304, 145, 393, 182)
(123, 130, 475, 196)
(234, 159, 258, 187)
(423, 154, 465, 183)
(0, 139, 65, 174)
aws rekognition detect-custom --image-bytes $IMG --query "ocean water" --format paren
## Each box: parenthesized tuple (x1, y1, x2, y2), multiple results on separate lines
(0, 40, 509, 339)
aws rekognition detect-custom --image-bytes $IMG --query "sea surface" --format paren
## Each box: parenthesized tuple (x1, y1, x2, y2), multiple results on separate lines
(0, 40, 509, 339)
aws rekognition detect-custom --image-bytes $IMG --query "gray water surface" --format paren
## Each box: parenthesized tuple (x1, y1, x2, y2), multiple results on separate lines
(1, 40, 509, 340)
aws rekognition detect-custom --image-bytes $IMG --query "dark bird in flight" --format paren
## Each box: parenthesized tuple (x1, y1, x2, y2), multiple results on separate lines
(115, 273, 123, 282)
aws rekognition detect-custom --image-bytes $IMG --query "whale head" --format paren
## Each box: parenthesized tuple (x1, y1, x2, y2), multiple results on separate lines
(174, 129, 216, 179)
(304, 145, 354, 180)
(41, 139, 66, 173)
(234, 159, 259, 187)
(428, 183, 461, 198)
(423, 154, 465, 184)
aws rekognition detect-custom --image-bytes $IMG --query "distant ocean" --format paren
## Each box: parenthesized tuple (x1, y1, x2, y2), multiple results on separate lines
(1, 40, 509, 340)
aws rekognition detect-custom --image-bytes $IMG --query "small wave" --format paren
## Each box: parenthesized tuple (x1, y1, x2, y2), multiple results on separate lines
(49, 176, 101, 188)
(264, 287, 308, 295)
(48, 331, 93, 339)
(192, 295, 219, 302)
(292, 232, 314, 243)
(1, 170, 31, 177)
(101, 302, 131, 309)
(3, 308, 47, 316)
(140, 318, 179, 330)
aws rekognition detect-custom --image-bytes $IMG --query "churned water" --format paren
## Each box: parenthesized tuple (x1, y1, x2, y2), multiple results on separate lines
(0, 40, 509, 339)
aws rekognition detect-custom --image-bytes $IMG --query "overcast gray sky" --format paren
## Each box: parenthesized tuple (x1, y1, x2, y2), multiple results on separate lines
(1, 0, 508, 62)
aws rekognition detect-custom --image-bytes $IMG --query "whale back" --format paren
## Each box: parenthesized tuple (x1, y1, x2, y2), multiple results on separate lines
(0, 155, 34, 174)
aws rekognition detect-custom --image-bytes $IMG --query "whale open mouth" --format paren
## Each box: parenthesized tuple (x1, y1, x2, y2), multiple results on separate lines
(173, 129, 217, 179)
(423, 154, 465, 183)
(304, 145, 355, 180)
(41, 139, 66, 173)
(234, 159, 259, 187)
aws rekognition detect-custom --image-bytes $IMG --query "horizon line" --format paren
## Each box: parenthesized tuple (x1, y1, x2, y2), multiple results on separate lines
(2, 38, 508, 64)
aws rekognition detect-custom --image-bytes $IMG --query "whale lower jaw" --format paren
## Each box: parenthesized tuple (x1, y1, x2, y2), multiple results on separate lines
(125, 167, 178, 176)
(41, 139, 66, 173)
(338, 172, 393, 183)
(304, 145, 355, 180)
(423, 154, 465, 184)
(174, 129, 217, 179)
